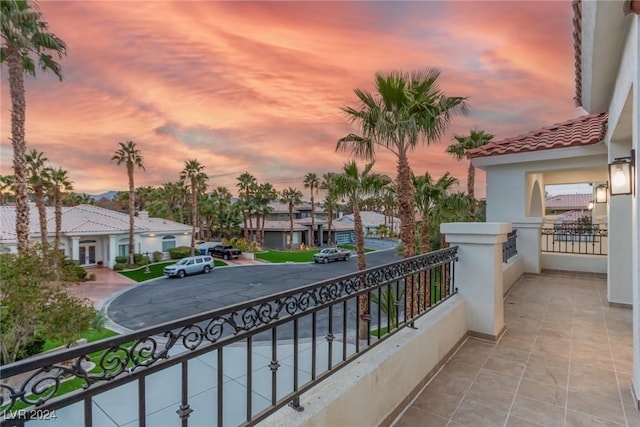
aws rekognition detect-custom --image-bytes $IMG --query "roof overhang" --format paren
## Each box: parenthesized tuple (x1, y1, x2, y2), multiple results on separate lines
(579, 0, 635, 112)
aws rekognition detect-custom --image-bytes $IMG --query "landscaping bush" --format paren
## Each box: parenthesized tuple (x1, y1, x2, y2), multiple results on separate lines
(169, 246, 191, 259)
(113, 263, 126, 271)
(1, 335, 46, 364)
(61, 259, 87, 281)
(133, 253, 144, 264)
(152, 251, 163, 263)
(90, 309, 107, 330)
(115, 256, 128, 264)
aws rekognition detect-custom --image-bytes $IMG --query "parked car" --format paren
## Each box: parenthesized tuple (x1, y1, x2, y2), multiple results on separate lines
(313, 248, 351, 264)
(207, 245, 241, 260)
(164, 255, 215, 278)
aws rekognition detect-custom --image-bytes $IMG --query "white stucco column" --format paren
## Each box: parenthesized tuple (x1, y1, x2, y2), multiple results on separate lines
(441, 222, 510, 340)
(108, 235, 117, 269)
(512, 218, 543, 274)
(70, 236, 80, 262)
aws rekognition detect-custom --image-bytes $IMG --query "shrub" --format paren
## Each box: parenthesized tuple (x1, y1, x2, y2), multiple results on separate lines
(113, 263, 126, 271)
(88, 273, 96, 281)
(61, 260, 87, 281)
(90, 309, 107, 330)
(115, 256, 128, 264)
(169, 246, 191, 259)
(133, 253, 144, 264)
(152, 251, 163, 263)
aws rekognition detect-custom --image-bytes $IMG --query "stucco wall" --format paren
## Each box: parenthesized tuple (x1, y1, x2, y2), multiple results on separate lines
(262, 296, 468, 427)
(541, 253, 607, 274)
(503, 254, 524, 295)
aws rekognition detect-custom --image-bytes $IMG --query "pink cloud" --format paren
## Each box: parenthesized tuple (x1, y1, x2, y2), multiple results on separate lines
(1, 1, 581, 199)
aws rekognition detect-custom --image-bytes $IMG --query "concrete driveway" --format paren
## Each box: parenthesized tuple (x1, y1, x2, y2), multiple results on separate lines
(106, 249, 401, 332)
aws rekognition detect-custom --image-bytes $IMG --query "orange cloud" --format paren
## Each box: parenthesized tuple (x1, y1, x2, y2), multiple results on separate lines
(0, 1, 580, 199)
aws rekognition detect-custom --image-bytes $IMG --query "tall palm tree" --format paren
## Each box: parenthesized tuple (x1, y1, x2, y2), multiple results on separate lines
(26, 149, 50, 251)
(303, 172, 320, 247)
(333, 161, 385, 339)
(337, 68, 468, 261)
(446, 129, 493, 217)
(320, 172, 340, 246)
(47, 167, 72, 254)
(236, 172, 257, 241)
(255, 182, 278, 247)
(279, 187, 303, 251)
(413, 171, 458, 254)
(0, 175, 16, 205)
(111, 141, 145, 264)
(2, 0, 67, 253)
(181, 159, 207, 256)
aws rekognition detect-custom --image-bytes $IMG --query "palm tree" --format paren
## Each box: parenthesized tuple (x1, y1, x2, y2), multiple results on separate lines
(0, 175, 16, 205)
(446, 129, 493, 217)
(333, 161, 386, 339)
(26, 149, 50, 251)
(111, 141, 145, 264)
(303, 172, 320, 247)
(279, 187, 303, 250)
(413, 171, 458, 254)
(337, 68, 468, 261)
(320, 172, 339, 246)
(255, 182, 278, 247)
(181, 159, 207, 255)
(2, 0, 67, 253)
(236, 172, 258, 241)
(47, 167, 72, 254)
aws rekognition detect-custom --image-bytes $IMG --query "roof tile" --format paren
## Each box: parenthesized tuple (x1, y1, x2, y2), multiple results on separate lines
(468, 113, 607, 159)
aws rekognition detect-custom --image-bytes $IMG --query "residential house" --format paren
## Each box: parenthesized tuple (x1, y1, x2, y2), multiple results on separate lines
(248, 202, 355, 249)
(337, 210, 400, 237)
(0, 204, 192, 268)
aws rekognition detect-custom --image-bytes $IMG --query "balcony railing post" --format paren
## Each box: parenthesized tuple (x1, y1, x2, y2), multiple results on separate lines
(441, 222, 510, 341)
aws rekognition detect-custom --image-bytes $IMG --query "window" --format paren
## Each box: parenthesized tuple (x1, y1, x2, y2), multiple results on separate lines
(118, 238, 129, 257)
(162, 235, 176, 252)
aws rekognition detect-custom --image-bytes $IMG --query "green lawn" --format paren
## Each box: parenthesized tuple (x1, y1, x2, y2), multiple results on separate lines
(338, 244, 374, 253)
(256, 250, 320, 263)
(42, 327, 119, 352)
(119, 260, 227, 282)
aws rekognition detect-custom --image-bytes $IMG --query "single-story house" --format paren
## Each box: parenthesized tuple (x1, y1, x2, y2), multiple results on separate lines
(337, 211, 400, 237)
(0, 204, 193, 268)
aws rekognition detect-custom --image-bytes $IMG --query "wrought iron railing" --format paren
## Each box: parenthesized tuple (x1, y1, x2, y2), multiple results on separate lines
(502, 230, 518, 262)
(541, 222, 608, 255)
(0, 247, 458, 427)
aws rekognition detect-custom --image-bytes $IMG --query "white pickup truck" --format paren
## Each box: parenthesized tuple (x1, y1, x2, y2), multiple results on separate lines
(313, 248, 351, 264)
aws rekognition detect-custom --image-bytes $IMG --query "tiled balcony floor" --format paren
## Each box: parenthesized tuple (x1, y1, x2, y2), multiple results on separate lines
(394, 272, 638, 427)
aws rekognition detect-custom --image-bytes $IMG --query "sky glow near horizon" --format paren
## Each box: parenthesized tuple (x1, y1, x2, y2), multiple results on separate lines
(0, 0, 586, 199)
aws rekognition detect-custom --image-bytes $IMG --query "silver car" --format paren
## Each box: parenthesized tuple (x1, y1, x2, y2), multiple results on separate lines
(164, 255, 215, 278)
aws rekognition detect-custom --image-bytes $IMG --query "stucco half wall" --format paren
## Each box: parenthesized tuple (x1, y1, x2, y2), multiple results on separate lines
(262, 295, 468, 427)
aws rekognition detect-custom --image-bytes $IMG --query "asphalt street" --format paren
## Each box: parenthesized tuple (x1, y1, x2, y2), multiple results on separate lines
(106, 246, 402, 334)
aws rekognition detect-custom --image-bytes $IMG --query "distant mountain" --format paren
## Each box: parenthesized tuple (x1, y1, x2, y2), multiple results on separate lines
(90, 191, 118, 201)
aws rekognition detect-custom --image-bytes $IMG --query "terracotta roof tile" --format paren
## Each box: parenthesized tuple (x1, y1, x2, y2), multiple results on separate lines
(468, 113, 607, 159)
(545, 193, 592, 209)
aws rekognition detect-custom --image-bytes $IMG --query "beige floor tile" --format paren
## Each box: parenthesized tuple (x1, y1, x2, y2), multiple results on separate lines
(510, 395, 565, 427)
(464, 382, 515, 412)
(531, 336, 572, 359)
(516, 378, 566, 407)
(491, 345, 530, 363)
(522, 354, 569, 388)
(440, 359, 482, 382)
(450, 400, 507, 427)
(567, 389, 627, 425)
(624, 404, 640, 426)
(568, 362, 617, 392)
(424, 372, 473, 398)
(411, 388, 461, 419)
(565, 409, 626, 427)
(473, 369, 521, 393)
(483, 355, 527, 378)
(497, 334, 535, 352)
(393, 406, 449, 427)
(505, 415, 544, 427)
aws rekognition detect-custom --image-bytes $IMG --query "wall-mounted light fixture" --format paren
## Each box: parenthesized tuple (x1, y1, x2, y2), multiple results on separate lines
(587, 201, 594, 210)
(595, 183, 608, 203)
(608, 150, 635, 196)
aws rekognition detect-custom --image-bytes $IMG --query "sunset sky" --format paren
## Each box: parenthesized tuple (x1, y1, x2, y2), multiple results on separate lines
(0, 0, 585, 199)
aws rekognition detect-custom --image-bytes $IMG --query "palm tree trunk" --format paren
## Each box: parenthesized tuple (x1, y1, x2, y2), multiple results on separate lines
(468, 163, 476, 218)
(327, 208, 333, 246)
(128, 166, 135, 264)
(7, 46, 29, 253)
(54, 189, 62, 253)
(261, 215, 266, 248)
(310, 190, 315, 247)
(242, 212, 248, 241)
(190, 182, 197, 256)
(289, 206, 294, 251)
(396, 151, 417, 318)
(420, 215, 430, 254)
(35, 186, 48, 252)
(248, 214, 254, 242)
(354, 205, 369, 339)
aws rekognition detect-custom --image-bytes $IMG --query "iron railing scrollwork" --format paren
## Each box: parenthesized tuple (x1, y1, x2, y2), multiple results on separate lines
(502, 229, 518, 262)
(541, 222, 608, 255)
(0, 246, 459, 426)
